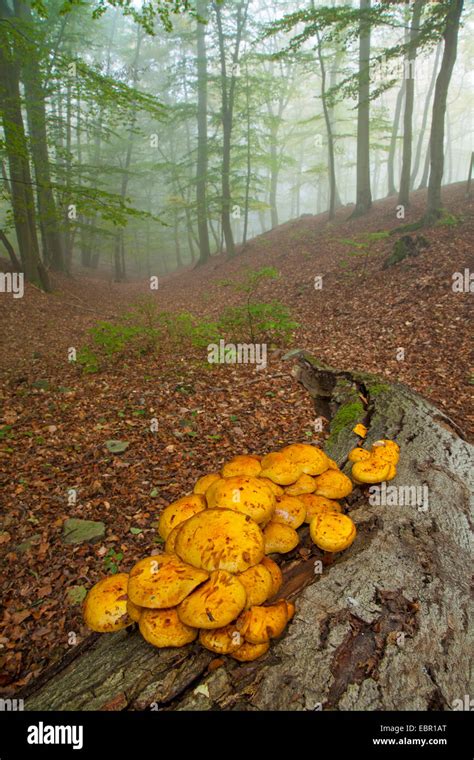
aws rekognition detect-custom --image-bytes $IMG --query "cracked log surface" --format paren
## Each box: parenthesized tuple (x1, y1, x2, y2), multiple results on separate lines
(23, 354, 473, 711)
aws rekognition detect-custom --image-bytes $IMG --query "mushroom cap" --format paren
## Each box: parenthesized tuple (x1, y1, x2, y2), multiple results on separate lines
(258, 477, 284, 497)
(259, 451, 303, 485)
(83, 573, 131, 633)
(236, 563, 273, 608)
(158, 494, 206, 540)
(351, 458, 391, 484)
(175, 508, 265, 573)
(221, 455, 262, 478)
(348, 447, 371, 463)
(298, 493, 342, 523)
(284, 473, 316, 496)
(177, 570, 247, 629)
(127, 554, 209, 609)
(280, 443, 329, 476)
(370, 445, 400, 465)
(231, 640, 270, 662)
(263, 522, 299, 554)
(199, 625, 243, 654)
(372, 439, 400, 453)
(205, 475, 275, 524)
(326, 457, 340, 470)
(237, 600, 289, 644)
(310, 513, 357, 553)
(127, 598, 143, 623)
(164, 523, 182, 554)
(352, 423, 368, 438)
(313, 469, 353, 499)
(272, 495, 306, 529)
(193, 473, 221, 495)
(260, 556, 283, 597)
(139, 607, 197, 648)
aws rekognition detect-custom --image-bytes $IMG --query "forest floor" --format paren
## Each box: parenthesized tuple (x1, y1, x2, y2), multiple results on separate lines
(0, 182, 472, 692)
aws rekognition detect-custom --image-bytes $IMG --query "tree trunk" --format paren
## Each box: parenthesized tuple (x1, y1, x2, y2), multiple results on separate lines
(398, 0, 424, 208)
(20, 353, 472, 711)
(215, 1, 249, 257)
(269, 123, 279, 229)
(424, 0, 463, 224)
(113, 27, 142, 282)
(410, 42, 442, 190)
(0, 229, 21, 270)
(386, 80, 405, 196)
(242, 65, 251, 245)
(316, 30, 338, 220)
(196, 0, 211, 264)
(0, 2, 50, 290)
(351, 0, 372, 217)
(14, 0, 65, 272)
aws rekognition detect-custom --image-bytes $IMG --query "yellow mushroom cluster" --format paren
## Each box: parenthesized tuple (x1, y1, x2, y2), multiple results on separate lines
(82, 441, 399, 662)
(348, 439, 400, 484)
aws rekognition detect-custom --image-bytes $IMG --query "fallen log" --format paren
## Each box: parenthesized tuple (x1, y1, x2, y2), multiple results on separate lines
(22, 354, 473, 711)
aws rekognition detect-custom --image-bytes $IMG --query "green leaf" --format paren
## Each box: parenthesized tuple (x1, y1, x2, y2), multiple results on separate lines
(150, 488, 159, 497)
(130, 527, 143, 535)
(105, 439, 130, 453)
(67, 586, 87, 605)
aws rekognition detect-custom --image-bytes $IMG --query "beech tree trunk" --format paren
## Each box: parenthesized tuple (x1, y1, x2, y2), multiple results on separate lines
(425, 0, 463, 224)
(196, 0, 211, 264)
(14, 0, 65, 272)
(21, 353, 473, 712)
(351, 0, 372, 217)
(398, 0, 424, 208)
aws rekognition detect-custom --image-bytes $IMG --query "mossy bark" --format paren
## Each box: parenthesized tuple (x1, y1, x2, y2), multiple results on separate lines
(22, 354, 473, 711)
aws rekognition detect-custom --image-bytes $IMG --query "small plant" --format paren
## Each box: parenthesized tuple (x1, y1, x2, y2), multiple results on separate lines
(218, 301, 298, 344)
(103, 548, 123, 574)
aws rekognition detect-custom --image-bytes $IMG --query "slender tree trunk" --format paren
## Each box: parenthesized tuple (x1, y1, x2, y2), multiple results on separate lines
(215, 1, 249, 257)
(398, 0, 423, 208)
(466, 152, 473, 197)
(0, 229, 21, 269)
(196, 0, 211, 264)
(243, 66, 252, 245)
(14, 0, 65, 272)
(113, 27, 142, 281)
(411, 42, 442, 189)
(0, 2, 49, 290)
(387, 80, 405, 196)
(316, 30, 338, 220)
(269, 123, 279, 228)
(425, 0, 464, 224)
(351, 0, 372, 217)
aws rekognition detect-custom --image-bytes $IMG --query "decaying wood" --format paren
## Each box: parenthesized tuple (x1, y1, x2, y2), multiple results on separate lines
(22, 353, 473, 711)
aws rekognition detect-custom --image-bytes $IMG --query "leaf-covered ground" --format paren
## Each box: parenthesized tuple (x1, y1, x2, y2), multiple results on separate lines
(0, 183, 472, 691)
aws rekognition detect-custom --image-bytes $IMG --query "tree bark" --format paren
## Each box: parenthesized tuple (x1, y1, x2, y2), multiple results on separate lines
(21, 354, 473, 711)
(215, 1, 249, 257)
(14, 0, 65, 272)
(410, 42, 442, 190)
(424, 0, 464, 224)
(196, 0, 211, 264)
(316, 30, 338, 220)
(0, 1, 50, 290)
(398, 0, 424, 208)
(351, 0, 372, 217)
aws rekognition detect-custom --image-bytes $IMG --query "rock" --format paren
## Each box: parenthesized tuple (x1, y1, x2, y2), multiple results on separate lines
(62, 519, 105, 545)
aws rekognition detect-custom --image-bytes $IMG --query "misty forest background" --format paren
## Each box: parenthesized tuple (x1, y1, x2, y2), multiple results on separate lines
(0, 0, 471, 287)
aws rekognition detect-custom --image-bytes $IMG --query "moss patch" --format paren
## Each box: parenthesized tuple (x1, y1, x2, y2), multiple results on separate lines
(328, 400, 365, 441)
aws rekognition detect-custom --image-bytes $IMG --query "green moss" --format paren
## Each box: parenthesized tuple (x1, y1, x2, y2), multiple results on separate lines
(367, 382, 390, 396)
(328, 400, 364, 440)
